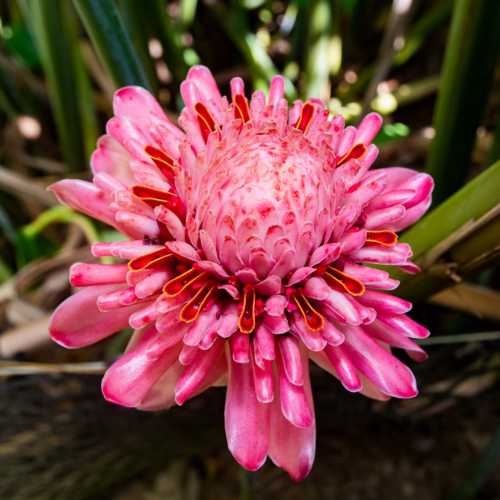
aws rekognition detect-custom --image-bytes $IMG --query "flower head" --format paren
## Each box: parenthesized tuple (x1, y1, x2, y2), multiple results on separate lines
(49, 66, 433, 480)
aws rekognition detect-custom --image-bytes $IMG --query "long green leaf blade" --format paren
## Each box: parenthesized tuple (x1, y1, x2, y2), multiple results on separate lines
(29, 0, 96, 169)
(73, 0, 151, 90)
(402, 159, 500, 260)
(425, 0, 500, 204)
(118, 0, 159, 93)
(303, 0, 339, 100)
(399, 160, 500, 299)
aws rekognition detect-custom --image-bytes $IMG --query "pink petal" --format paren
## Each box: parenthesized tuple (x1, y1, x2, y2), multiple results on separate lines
(225, 355, 270, 471)
(91, 134, 134, 185)
(217, 304, 239, 338)
(308, 243, 341, 267)
(154, 205, 186, 241)
(50, 285, 139, 348)
(363, 204, 406, 229)
(134, 271, 169, 299)
(114, 85, 161, 115)
(278, 335, 304, 386)
(358, 290, 412, 315)
(48, 180, 116, 227)
(268, 75, 285, 108)
(378, 314, 430, 339)
(115, 210, 159, 239)
(230, 331, 251, 363)
(175, 340, 224, 405)
(255, 275, 282, 295)
(277, 350, 314, 428)
(101, 332, 182, 407)
(324, 344, 362, 392)
(290, 315, 327, 352)
(138, 361, 183, 411)
(183, 306, 219, 346)
(354, 112, 383, 144)
(255, 324, 276, 360)
(269, 354, 315, 481)
(69, 263, 128, 287)
(364, 321, 428, 362)
(321, 320, 345, 346)
(166, 241, 200, 262)
(185, 65, 223, 109)
(194, 260, 229, 279)
(265, 294, 288, 316)
(286, 267, 316, 287)
(97, 287, 141, 310)
(342, 326, 418, 398)
(251, 356, 274, 403)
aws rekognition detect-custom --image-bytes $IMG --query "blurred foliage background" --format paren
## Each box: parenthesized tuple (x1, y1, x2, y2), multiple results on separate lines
(0, 0, 499, 499)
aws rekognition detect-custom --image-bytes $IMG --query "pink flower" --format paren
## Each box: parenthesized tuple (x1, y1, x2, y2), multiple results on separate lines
(49, 66, 433, 480)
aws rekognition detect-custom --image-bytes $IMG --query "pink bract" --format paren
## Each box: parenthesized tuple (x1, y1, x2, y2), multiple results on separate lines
(49, 66, 433, 480)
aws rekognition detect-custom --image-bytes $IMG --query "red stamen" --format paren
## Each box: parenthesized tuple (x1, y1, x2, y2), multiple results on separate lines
(238, 286, 256, 334)
(128, 247, 173, 272)
(366, 230, 398, 247)
(324, 266, 365, 296)
(292, 291, 325, 332)
(195, 102, 217, 142)
(179, 282, 215, 323)
(132, 185, 186, 220)
(336, 143, 367, 166)
(144, 145, 176, 183)
(294, 101, 315, 133)
(233, 94, 251, 123)
(163, 268, 207, 298)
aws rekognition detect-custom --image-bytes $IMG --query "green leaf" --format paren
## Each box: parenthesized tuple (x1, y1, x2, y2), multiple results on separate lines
(393, 0, 453, 66)
(73, 0, 151, 90)
(118, 0, 159, 93)
(302, 0, 341, 100)
(425, 0, 500, 204)
(373, 122, 410, 146)
(180, 0, 198, 28)
(0, 256, 12, 283)
(2, 21, 41, 69)
(28, 0, 97, 169)
(399, 159, 500, 299)
(211, 1, 297, 100)
(148, 0, 190, 83)
(403, 160, 500, 260)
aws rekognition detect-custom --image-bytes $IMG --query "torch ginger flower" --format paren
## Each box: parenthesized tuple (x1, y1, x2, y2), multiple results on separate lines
(49, 66, 433, 480)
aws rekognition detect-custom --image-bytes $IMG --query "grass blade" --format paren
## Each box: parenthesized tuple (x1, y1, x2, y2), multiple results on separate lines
(73, 0, 151, 90)
(425, 0, 500, 204)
